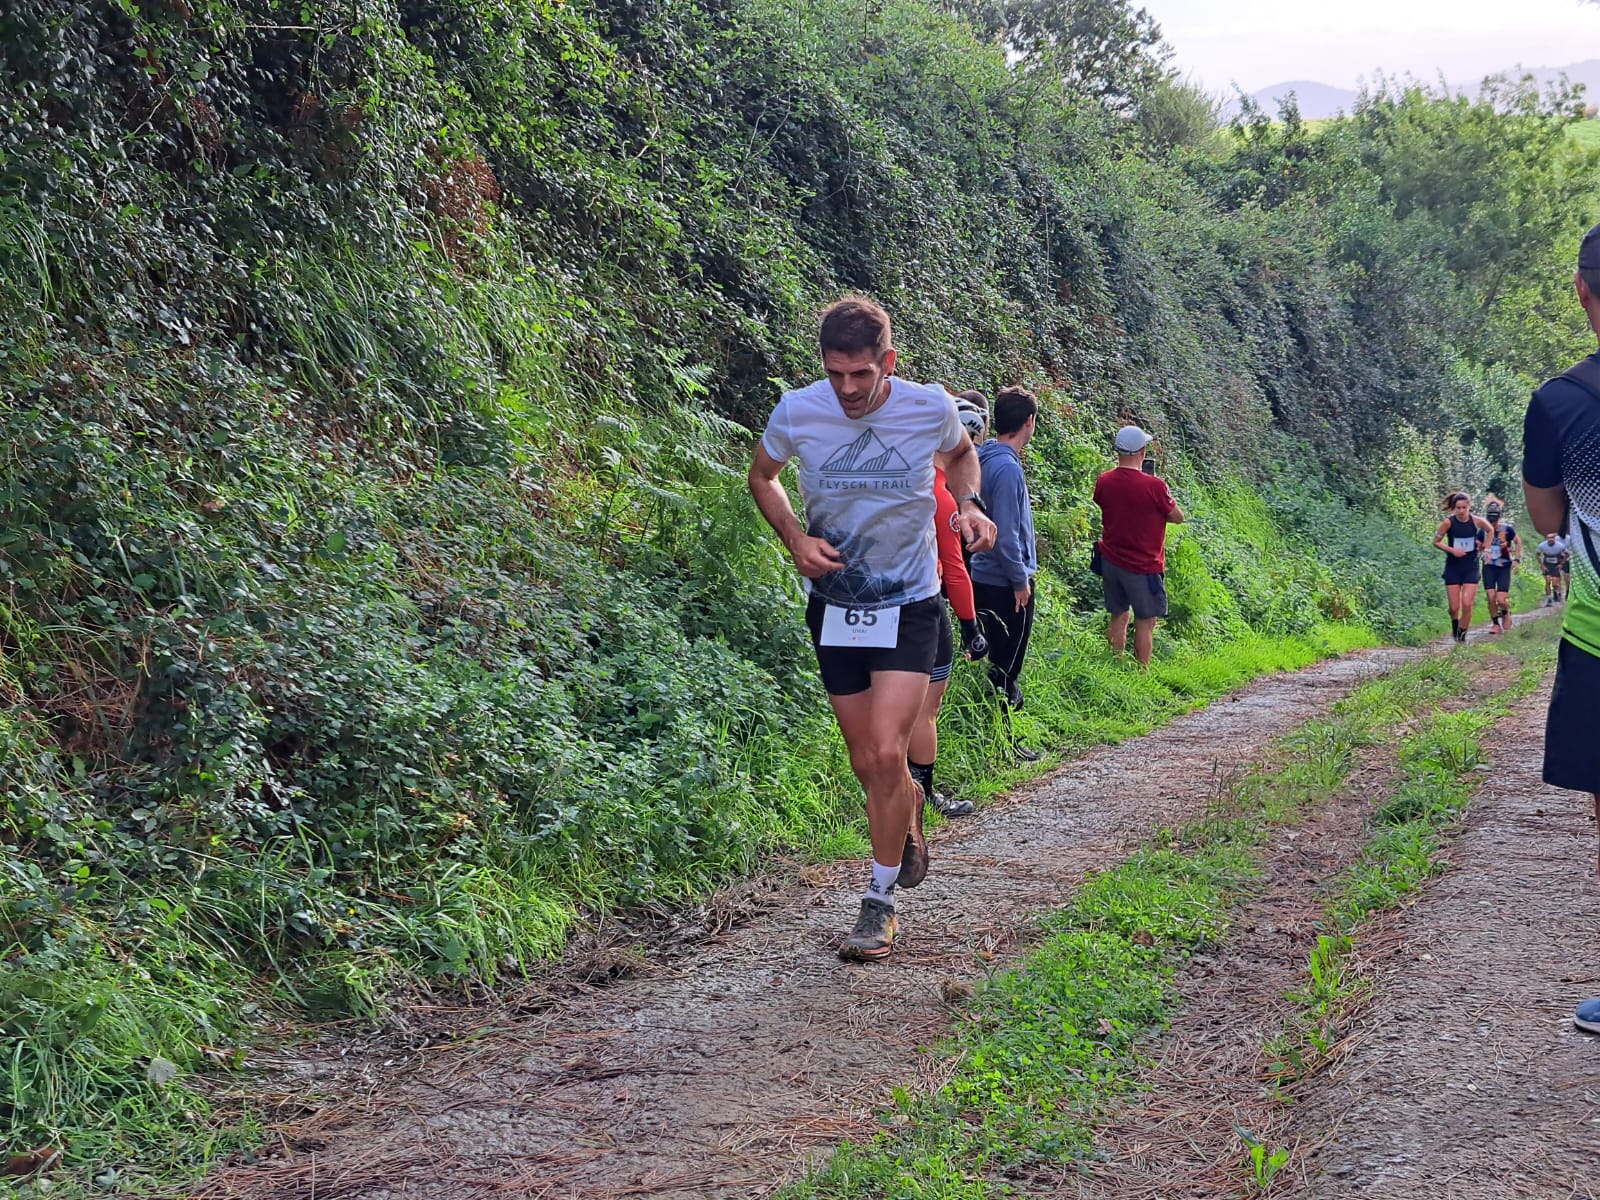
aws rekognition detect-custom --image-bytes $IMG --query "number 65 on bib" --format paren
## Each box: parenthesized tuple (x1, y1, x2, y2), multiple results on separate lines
(819, 604, 901, 648)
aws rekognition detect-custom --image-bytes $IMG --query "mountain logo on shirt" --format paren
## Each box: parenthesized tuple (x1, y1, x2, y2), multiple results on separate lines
(820, 429, 912, 477)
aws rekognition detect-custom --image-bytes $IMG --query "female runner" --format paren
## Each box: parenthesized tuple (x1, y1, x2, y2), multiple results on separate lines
(1433, 491, 1490, 642)
(1479, 494, 1521, 634)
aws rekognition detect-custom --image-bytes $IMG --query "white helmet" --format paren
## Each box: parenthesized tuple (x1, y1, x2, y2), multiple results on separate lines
(955, 397, 988, 439)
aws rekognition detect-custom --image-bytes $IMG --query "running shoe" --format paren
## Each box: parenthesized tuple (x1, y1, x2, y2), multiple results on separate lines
(930, 791, 975, 818)
(839, 898, 898, 961)
(1577, 998, 1600, 1034)
(1010, 742, 1043, 763)
(899, 817, 929, 888)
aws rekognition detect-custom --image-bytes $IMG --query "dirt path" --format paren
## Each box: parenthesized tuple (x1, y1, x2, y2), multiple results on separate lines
(1053, 652, 1598, 1200)
(1056, 652, 1534, 1200)
(1283, 677, 1600, 1200)
(195, 645, 1437, 1200)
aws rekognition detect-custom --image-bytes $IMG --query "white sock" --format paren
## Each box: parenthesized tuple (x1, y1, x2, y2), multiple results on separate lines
(863, 860, 899, 907)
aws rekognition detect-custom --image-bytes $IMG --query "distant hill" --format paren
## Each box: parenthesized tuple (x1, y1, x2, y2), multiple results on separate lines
(1525, 58, 1600, 101)
(1228, 59, 1600, 121)
(1245, 81, 1359, 120)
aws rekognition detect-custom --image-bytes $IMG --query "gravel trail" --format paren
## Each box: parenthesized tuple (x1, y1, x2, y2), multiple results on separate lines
(196, 645, 1434, 1200)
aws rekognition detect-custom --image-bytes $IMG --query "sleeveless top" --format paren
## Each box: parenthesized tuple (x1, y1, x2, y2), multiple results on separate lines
(1483, 522, 1515, 566)
(1445, 515, 1481, 557)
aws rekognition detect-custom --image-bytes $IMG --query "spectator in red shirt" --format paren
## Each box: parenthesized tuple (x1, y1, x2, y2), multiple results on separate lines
(1092, 425, 1185, 666)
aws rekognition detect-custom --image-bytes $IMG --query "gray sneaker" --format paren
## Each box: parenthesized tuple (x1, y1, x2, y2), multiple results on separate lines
(839, 899, 898, 961)
(930, 791, 975, 817)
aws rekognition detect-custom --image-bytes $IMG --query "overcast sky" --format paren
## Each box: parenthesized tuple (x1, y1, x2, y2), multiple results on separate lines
(1147, 0, 1600, 94)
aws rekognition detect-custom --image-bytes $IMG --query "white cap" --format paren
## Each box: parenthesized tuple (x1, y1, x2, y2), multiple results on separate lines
(1114, 425, 1153, 454)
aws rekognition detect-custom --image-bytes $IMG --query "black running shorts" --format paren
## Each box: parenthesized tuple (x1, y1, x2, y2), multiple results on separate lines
(805, 595, 945, 697)
(1544, 562, 1564, 578)
(1544, 637, 1600, 794)
(1442, 555, 1481, 585)
(1481, 563, 1512, 592)
(929, 604, 954, 685)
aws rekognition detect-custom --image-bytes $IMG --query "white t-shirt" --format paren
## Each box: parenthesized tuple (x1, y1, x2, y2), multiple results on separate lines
(761, 377, 964, 609)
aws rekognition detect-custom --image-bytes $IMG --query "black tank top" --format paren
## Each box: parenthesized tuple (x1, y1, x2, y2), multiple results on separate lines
(1445, 515, 1480, 556)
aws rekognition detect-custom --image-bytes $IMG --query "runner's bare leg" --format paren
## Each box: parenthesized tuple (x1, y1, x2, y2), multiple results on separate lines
(908, 678, 949, 767)
(829, 670, 930, 867)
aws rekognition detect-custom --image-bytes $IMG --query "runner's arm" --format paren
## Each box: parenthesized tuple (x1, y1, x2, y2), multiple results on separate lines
(936, 437, 997, 553)
(1522, 482, 1568, 539)
(748, 444, 844, 578)
(1432, 521, 1454, 554)
(1523, 393, 1567, 538)
(933, 482, 977, 622)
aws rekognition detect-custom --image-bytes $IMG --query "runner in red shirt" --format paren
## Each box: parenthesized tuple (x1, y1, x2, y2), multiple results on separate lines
(907, 396, 991, 819)
(1092, 425, 1185, 665)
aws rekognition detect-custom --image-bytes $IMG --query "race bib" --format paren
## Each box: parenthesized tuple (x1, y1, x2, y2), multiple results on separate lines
(1452, 537, 1478, 553)
(819, 604, 900, 648)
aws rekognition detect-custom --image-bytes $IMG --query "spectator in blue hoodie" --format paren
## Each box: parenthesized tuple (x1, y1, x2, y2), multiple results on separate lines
(970, 387, 1039, 758)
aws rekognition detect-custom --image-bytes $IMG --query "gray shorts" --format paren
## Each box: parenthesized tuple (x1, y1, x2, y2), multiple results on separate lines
(1102, 557, 1168, 619)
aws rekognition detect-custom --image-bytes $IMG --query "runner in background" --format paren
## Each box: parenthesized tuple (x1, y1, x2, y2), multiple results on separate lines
(1535, 532, 1568, 605)
(907, 393, 991, 820)
(1479, 495, 1521, 634)
(1433, 491, 1489, 642)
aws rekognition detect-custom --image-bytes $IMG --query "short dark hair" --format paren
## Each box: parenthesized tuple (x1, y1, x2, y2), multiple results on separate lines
(1580, 268, 1600, 297)
(992, 386, 1037, 436)
(819, 296, 892, 358)
(956, 389, 988, 410)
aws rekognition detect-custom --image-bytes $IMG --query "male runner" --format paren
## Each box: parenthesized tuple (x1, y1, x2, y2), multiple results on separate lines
(1522, 221, 1600, 1034)
(748, 297, 996, 961)
(1536, 532, 1568, 605)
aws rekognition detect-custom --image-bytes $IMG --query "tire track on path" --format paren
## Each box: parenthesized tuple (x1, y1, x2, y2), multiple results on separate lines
(1283, 676, 1600, 1200)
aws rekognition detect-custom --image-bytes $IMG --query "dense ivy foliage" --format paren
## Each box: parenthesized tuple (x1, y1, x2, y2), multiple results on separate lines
(0, 0, 1592, 1184)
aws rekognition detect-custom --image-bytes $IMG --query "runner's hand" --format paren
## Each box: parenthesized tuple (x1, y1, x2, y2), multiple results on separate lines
(958, 508, 997, 554)
(786, 535, 845, 578)
(959, 618, 988, 661)
(1013, 584, 1032, 611)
